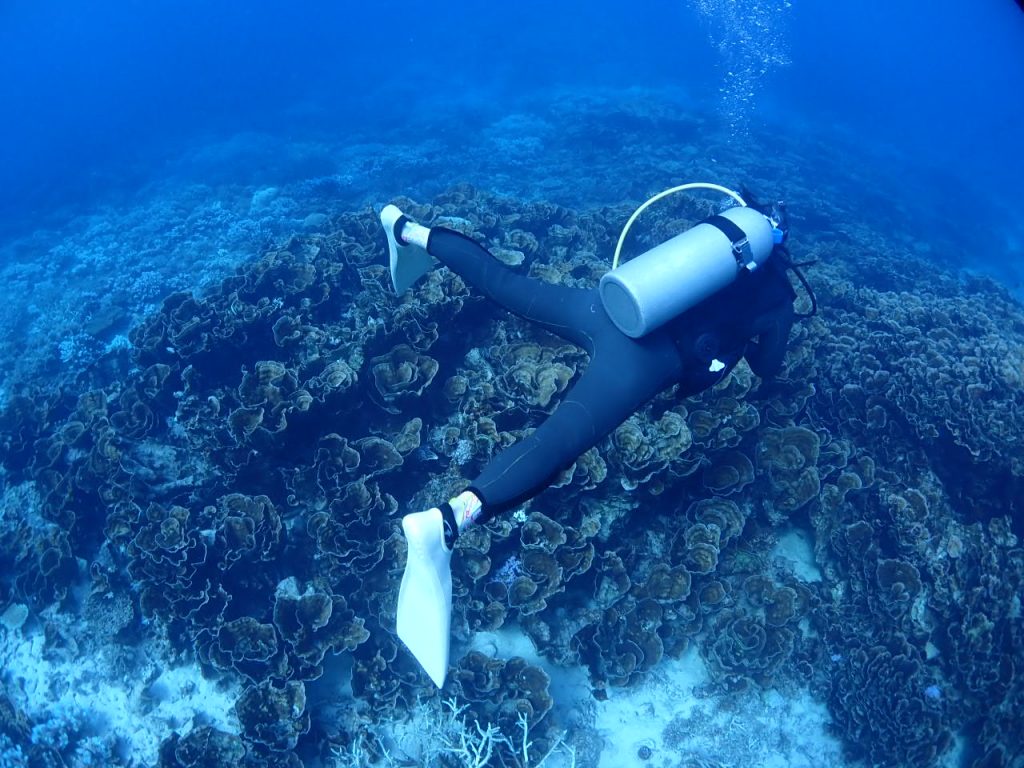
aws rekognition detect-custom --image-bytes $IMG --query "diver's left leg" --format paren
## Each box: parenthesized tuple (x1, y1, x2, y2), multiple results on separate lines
(386, 206, 601, 350)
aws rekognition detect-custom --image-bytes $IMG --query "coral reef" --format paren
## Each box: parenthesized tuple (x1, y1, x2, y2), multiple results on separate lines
(1, 179, 1022, 766)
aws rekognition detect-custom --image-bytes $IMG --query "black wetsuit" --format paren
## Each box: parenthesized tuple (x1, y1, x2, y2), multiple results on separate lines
(425, 226, 796, 521)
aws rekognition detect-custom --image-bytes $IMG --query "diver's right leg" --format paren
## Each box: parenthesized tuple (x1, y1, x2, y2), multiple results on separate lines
(395, 324, 680, 690)
(464, 326, 683, 520)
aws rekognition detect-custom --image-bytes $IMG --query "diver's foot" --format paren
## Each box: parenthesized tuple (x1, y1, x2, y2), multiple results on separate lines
(381, 204, 430, 249)
(402, 508, 453, 563)
(396, 508, 453, 687)
(380, 203, 409, 243)
(381, 204, 433, 293)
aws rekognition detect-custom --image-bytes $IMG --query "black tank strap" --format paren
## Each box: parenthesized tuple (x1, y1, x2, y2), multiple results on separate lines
(704, 214, 755, 269)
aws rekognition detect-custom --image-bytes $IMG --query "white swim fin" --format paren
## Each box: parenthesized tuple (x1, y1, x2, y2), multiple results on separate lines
(396, 508, 453, 688)
(381, 204, 434, 295)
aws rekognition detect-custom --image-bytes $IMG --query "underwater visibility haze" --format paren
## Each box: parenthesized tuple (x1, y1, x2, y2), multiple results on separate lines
(1, 1, 1023, 766)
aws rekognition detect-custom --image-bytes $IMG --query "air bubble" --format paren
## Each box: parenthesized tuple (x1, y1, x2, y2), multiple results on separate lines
(690, 0, 793, 139)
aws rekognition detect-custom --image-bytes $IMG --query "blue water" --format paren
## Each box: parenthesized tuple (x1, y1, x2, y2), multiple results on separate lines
(1, 1, 1023, 767)
(3, 1, 1021, 238)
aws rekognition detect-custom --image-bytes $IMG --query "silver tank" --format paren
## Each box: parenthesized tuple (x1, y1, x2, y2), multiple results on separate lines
(599, 205, 774, 338)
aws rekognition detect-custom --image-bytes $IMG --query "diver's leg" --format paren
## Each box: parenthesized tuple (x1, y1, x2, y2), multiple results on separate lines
(395, 214, 600, 349)
(464, 327, 683, 519)
(745, 302, 795, 379)
(394, 318, 680, 688)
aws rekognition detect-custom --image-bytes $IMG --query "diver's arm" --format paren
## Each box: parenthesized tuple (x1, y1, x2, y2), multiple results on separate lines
(745, 302, 795, 379)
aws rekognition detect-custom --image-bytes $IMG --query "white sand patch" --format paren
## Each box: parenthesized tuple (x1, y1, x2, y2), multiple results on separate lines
(1, 619, 239, 764)
(592, 645, 709, 766)
(459, 622, 849, 767)
(469, 624, 594, 728)
(591, 649, 847, 767)
(772, 527, 822, 582)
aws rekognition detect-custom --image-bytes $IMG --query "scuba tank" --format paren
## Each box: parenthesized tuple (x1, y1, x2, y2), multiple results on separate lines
(599, 183, 783, 338)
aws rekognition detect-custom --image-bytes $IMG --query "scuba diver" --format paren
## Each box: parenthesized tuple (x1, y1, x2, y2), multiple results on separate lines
(380, 183, 815, 687)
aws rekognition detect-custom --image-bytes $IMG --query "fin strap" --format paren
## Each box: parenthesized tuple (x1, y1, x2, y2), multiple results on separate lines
(439, 502, 458, 548)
